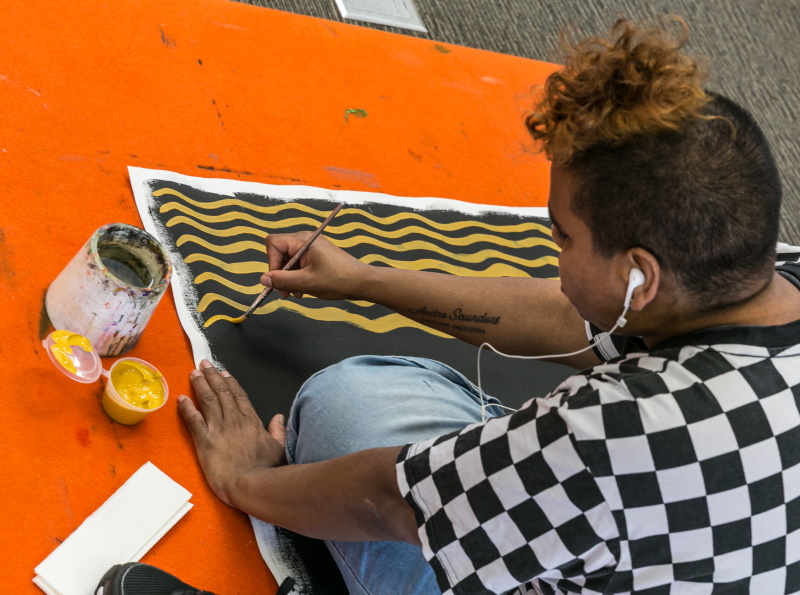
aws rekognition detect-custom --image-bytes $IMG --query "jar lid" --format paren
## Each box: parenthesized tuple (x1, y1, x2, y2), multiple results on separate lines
(43, 330, 103, 383)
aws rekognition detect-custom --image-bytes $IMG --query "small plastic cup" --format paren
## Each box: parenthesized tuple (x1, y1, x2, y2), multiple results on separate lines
(44, 331, 168, 425)
(102, 357, 169, 425)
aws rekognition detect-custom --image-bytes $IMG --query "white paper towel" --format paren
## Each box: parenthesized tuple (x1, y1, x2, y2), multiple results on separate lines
(33, 461, 193, 595)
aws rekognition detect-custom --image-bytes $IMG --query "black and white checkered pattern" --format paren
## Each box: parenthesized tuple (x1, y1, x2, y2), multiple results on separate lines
(397, 257, 800, 594)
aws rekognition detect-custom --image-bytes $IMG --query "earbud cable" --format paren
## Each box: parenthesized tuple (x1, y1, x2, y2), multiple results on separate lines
(476, 305, 631, 421)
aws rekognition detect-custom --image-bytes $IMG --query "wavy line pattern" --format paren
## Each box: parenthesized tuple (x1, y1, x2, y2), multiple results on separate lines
(175, 232, 557, 257)
(199, 294, 452, 337)
(185, 247, 557, 278)
(163, 206, 547, 243)
(152, 185, 558, 334)
(156, 188, 552, 234)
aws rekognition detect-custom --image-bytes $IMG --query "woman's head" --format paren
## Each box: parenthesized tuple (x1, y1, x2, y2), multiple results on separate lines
(528, 17, 781, 311)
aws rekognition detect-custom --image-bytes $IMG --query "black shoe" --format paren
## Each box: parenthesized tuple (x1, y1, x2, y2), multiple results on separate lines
(96, 563, 220, 595)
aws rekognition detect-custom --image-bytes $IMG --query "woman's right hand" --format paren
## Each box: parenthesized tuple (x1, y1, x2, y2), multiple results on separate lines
(261, 232, 369, 301)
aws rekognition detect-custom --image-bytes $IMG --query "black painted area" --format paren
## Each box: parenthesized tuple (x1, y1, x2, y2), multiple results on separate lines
(209, 303, 574, 424)
(146, 179, 572, 425)
(271, 527, 348, 594)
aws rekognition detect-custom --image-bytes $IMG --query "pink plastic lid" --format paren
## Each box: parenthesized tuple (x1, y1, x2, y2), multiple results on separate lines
(43, 331, 103, 383)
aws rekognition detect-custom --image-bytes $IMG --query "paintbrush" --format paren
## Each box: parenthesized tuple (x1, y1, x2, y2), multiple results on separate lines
(230, 202, 345, 324)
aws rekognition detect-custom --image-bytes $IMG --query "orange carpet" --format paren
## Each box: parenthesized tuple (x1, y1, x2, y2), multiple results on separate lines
(0, 0, 556, 592)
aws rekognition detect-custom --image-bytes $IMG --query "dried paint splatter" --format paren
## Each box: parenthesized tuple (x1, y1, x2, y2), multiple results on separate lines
(76, 427, 91, 447)
(343, 108, 368, 122)
(0, 228, 16, 288)
(39, 289, 53, 340)
(159, 26, 176, 48)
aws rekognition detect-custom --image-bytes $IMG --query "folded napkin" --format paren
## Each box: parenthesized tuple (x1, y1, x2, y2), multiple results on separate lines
(33, 461, 193, 595)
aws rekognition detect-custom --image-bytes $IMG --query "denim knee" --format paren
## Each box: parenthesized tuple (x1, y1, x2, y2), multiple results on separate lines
(286, 355, 502, 465)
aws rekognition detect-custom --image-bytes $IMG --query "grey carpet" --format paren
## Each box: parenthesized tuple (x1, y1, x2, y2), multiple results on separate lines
(233, 0, 800, 244)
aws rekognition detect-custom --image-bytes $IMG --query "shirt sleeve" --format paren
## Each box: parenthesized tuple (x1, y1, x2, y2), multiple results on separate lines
(396, 390, 619, 595)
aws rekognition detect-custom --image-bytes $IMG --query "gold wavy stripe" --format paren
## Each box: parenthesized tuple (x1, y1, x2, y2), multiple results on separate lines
(178, 233, 556, 268)
(197, 289, 377, 312)
(160, 200, 551, 236)
(155, 188, 551, 235)
(164, 205, 533, 240)
(177, 235, 265, 255)
(353, 206, 552, 236)
(186, 251, 556, 278)
(170, 215, 558, 251)
(165, 216, 266, 238)
(335, 233, 558, 251)
(193, 272, 263, 294)
(200, 293, 452, 338)
(175, 232, 558, 260)
(162, 203, 314, 229)
(184, 254, 265, 275)
(361, 254, 557, 277)
(197, 292, 255, 313)
(155, 187, 282, 214)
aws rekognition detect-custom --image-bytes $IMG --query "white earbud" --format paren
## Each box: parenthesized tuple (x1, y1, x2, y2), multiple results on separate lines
(624, 268, 646, 309)
(475, 267, 649, 420)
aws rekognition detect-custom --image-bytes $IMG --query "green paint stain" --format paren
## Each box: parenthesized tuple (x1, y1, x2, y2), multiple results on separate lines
(344, 108, 368, 122)
(434, 44, 451, 54)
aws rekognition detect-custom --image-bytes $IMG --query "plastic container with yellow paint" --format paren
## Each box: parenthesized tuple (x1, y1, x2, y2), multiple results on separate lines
(43, 330, 169, 425)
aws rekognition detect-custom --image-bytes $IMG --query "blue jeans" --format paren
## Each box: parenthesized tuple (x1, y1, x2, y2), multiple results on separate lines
(285, 355, 505, 595)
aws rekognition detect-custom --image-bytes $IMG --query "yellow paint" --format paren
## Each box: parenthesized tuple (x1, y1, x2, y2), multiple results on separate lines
(155, 188, 553, 237)
(197, 291, 373, 313)
(157, 188, 560, 335)
(166, 214, 554, 248)
(186, 254, 265, 275)
(155, 187, 290, 216)
(177, 235, 266, 254)
(111, 361, 165, 408)
(176, 233, 558, 260)
(194, 271, 263, 294)
(361, 254, 558, 277)
(50, 330, 93, 374)
(102, 360, 165, 425)
(185, 252, 558, 285)
(334, 233, 558, 253)
(159, 197, 552, 235)
(201, 294, 453, 337)
(165, 217, 265, 239)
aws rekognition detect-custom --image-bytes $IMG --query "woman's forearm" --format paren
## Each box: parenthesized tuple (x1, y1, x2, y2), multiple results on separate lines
(354, 265, 597, 368)
(232, 446, 420, 545)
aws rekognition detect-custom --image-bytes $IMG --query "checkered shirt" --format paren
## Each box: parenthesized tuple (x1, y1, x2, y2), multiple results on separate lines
(397, 254, 800, 594)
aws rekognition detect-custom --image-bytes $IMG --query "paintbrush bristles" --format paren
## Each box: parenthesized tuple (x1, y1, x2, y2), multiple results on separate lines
(228, 202, 345, 324)
(236, 287, 274, 323)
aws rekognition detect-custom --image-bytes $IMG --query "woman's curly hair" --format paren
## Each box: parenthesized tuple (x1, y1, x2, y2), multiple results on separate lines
(527, 17, 710, 165)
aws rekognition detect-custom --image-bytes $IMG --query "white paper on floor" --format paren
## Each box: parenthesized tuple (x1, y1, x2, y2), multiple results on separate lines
(334, 0, 427, 32)
(33, 462, 193, 595)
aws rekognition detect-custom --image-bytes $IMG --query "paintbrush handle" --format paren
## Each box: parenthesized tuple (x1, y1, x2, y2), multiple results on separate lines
(281, 202, 344, 271)
(242, 203, 344, 318)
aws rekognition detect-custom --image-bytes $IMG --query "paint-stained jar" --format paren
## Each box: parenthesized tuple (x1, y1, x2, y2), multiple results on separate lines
(45, 223, 172, 356)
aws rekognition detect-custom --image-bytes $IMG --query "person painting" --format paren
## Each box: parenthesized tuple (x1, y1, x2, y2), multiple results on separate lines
(177, 17, 800, 594)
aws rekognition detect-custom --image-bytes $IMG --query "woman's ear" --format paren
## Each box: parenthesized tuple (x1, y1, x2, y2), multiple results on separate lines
(622, 247, 661, 312)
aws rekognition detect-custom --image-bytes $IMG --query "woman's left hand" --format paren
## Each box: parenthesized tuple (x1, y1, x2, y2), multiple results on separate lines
(178, 360, 287, 507)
